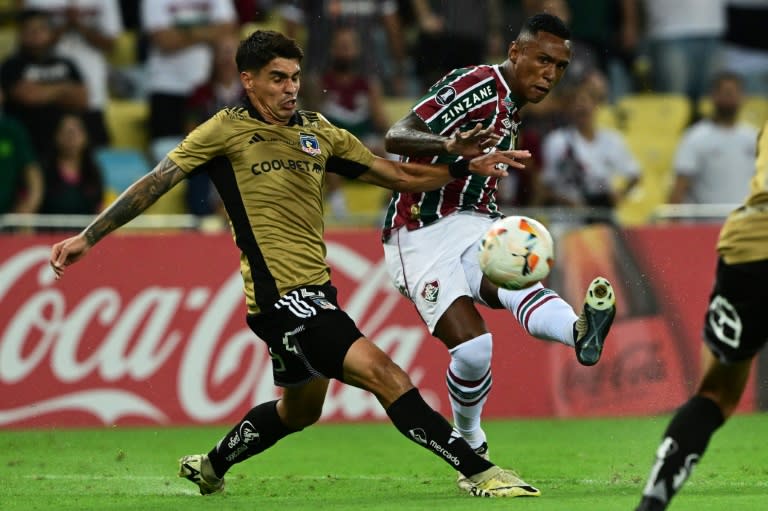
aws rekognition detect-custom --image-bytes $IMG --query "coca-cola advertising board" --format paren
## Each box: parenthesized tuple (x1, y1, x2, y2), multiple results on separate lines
(0, 225, 757, 429)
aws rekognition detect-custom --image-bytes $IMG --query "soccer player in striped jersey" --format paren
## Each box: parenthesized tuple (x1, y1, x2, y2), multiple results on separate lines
(381, 13, 617, 492)
(635, 124, 768, 510)
(49, 29, 538, 498)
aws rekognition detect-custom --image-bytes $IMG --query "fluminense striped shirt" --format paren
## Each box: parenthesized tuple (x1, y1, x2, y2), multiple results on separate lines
(382, 64, 522, 240)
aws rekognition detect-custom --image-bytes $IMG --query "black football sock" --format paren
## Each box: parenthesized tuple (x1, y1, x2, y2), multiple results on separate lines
(386, 388, 494, 478)
(207, 400, 299, 478)
(636, 396, 725, 511)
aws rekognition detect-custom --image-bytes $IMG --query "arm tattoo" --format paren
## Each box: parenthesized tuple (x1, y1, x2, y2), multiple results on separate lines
(386, 113, 447, 156)
(83, 157, 187, 245)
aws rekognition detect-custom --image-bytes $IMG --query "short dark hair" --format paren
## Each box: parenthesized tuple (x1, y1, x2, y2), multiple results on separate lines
(517, 13, 570, 42)
(236, 30, 304, 72)
(710, 70, 743, 91)
(17, 8, 50, 25)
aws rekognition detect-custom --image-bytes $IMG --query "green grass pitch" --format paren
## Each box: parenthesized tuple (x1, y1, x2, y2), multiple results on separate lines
(1, 415, 766, 510)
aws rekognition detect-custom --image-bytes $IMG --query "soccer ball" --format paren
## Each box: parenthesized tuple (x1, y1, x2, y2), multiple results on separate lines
(478, 216, 555, 290)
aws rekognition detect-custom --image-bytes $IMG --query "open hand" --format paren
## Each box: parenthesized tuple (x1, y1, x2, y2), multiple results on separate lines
(445, 123, 502, 158)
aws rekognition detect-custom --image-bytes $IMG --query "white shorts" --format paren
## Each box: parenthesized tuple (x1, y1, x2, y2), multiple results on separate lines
(383, 213, 493, 333)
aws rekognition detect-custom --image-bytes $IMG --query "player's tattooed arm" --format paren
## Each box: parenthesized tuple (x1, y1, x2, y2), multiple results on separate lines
(83, 157, 187, 246)
(385, 111, 500, 158)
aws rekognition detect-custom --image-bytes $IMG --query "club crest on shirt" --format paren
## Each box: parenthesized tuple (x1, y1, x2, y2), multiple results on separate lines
(503, 95, 517, 114)
(299, 133, 321, 155)
(435, 85, 457, 106)
(421, 280, 440, 303)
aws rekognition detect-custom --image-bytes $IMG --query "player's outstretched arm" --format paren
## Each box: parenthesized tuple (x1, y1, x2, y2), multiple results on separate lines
(385, 111, 500, 158)
(49, 157, 187, 279)
(358, 149, 530, 193)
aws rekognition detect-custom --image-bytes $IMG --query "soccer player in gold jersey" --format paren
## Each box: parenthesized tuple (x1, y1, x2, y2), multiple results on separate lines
(635, 122, 768, 510)
(49, 30, 538, 498)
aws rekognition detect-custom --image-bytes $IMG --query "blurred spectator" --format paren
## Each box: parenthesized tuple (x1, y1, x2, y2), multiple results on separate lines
(622, 0, 726, 103)
(0, 8, 87, 157)
(24, 0, 124, 148)
(234, 0, 275, 22)
(410, 0, 502, 90)
(318, 25, 393, 219)
(319, 26, 391, 156)
(540, 72, 640, 218)
(39, 112, 104, 215)
(278, 0, 408, 100)
(720, 0, 768, 94)
(184, 32, 242, 217)
(669, 72, 757, 204)
(0, 87, 44, 215)
(141, 0, 237, 160)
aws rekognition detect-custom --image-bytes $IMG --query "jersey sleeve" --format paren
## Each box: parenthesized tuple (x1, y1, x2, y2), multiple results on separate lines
(323, 117, 376, 173)
(167, 110, 230, 173)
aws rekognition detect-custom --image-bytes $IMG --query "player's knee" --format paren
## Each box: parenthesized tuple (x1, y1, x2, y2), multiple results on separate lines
(449, 333, 493, 373)
(362, 355, 413, 401)
(280, 402, 324, 429)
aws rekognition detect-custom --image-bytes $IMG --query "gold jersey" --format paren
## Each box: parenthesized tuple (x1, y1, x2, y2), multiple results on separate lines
(168, 102, 375, 314)
(718, 122, 768, 264)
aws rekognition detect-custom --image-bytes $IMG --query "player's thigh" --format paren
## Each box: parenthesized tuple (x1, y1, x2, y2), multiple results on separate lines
(342, 336, 413, 408)
(246, 285, 364, 386)
(383, 214, 492, 334)
(703, 258, 768, 363)
(433, 296, 488, 348)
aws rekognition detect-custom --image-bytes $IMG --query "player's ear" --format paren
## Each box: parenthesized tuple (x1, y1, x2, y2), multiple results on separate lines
(240, 70, 253, 90)
(508, 41, 519, 64)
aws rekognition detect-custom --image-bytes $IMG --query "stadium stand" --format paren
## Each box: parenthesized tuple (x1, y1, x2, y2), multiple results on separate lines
(616, 133, 677, 225)
(615, 93, 692, 137)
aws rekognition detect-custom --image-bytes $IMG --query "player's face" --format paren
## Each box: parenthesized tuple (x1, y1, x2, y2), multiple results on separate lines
(241, 57, 301, 125)
(508, 32, 571, 103)
(712, 78, 743, 119)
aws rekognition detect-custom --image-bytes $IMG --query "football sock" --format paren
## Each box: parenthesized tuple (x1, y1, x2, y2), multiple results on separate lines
(637, 396, 725, 510)
(447, 334, 492, 449)
(386, 388, 494, 477)
(497, 283, 577, 346)
(207, 400, 299, 478)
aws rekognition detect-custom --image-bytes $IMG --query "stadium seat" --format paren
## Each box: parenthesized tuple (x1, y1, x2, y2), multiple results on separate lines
(0, 27, 16, 61)
(595, 103, 618, 130)
(616, 133, 678, 225)
(615, 93, 692, 137)
(698, 95, 768, 130)
(382, 96, 416, 124)
(105, 99, 149, 152)
(108, 30, 138, 68)
(95, 147, 188, 214)
(340, 182, 390, 222)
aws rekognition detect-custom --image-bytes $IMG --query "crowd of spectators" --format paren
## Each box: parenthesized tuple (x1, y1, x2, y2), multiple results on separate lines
(0, 0, 765, 224)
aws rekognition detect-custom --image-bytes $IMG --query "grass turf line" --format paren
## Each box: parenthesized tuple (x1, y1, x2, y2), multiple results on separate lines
(1, 415, 766, 510)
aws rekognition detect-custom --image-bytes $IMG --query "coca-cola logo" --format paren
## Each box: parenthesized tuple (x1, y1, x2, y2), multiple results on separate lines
(557, 340, 667, 408)
(0, 240, 435, 427)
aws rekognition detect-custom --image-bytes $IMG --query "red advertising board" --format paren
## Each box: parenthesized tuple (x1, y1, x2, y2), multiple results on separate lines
(0, 224, 756, 428)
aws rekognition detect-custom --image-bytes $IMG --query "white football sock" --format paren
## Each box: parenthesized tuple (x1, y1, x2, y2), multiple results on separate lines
(446, 333, 493, 449)
(497, 282, 577, 346)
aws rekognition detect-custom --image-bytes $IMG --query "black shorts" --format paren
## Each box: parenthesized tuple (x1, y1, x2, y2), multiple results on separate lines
(246, 283, 364, 387)
(703, 257, 768, 363)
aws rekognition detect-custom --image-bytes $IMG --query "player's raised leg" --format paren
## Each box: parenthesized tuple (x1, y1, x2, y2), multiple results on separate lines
(480, 276, 616, 365)
(179, 379, 328, 495)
